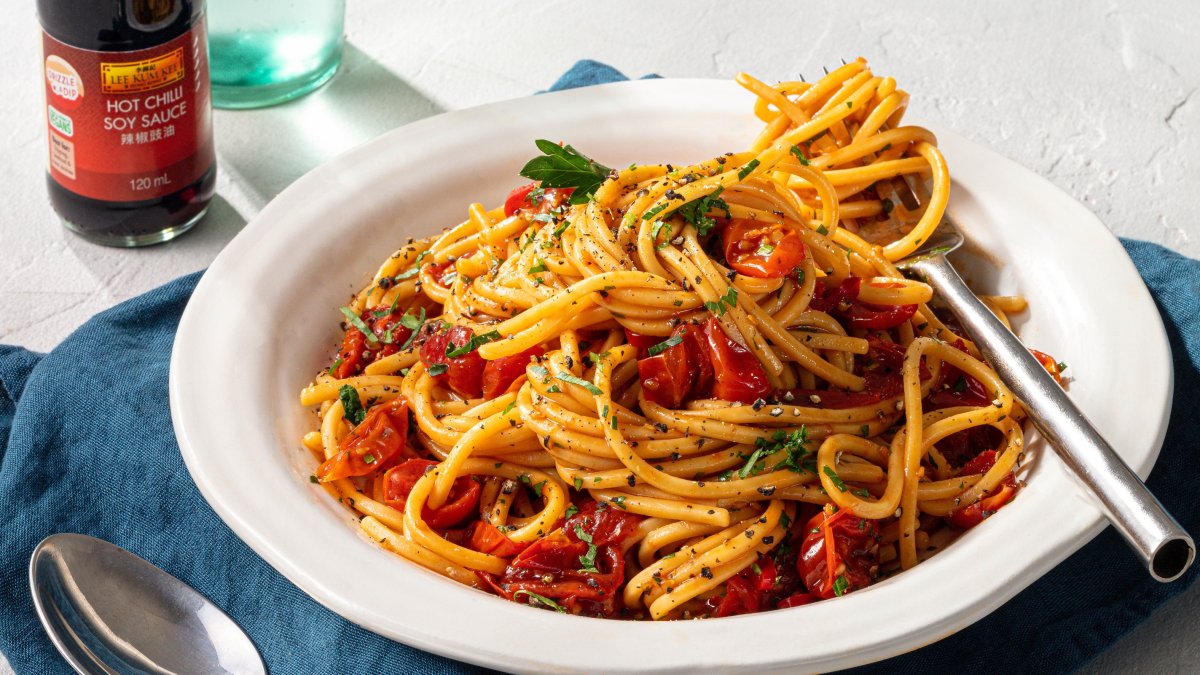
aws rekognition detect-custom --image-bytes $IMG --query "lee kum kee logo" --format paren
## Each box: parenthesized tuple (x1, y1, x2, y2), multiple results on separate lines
(101, 48, 185, 94)
(45, 55, 83, 104)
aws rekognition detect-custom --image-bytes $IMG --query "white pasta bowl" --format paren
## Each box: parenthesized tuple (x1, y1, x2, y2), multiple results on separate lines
(170, 79, 1172, 673)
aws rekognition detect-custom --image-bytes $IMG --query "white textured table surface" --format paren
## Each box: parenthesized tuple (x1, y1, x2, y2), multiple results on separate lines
(3, 1, 1198, 672)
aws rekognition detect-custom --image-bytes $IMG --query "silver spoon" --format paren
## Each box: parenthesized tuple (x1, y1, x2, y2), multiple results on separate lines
(29, 533, 266, 675)
(898, 222, 1195, 581)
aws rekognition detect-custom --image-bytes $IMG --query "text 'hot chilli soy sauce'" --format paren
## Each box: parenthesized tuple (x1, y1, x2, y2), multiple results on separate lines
(38, 0, 216, 247)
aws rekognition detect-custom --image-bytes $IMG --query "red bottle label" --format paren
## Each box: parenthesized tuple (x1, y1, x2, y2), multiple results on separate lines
(42, 20, 215, 202)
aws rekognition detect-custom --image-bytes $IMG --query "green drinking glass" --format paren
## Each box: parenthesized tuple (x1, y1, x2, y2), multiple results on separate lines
(207, 0, 345, 109)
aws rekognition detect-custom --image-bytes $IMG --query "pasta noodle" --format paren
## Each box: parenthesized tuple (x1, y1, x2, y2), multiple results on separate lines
(299, 58, 1060, 620)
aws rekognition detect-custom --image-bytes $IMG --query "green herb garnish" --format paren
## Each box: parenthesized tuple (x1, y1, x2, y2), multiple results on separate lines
(519, 140, 612, 205)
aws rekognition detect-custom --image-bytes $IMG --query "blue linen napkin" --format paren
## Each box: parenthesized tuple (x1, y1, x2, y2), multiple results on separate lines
(1, 60, 1198, 675)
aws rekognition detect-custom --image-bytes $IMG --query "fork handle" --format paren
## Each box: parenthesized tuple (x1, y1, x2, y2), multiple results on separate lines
(910, 254, 1194, 581)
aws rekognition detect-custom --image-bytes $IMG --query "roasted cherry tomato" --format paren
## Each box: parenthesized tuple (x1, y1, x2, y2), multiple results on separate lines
(562, 499, 643, 547)
(503, 182, 575, 218)
(383, 458, 482, 529)
(623, 328, 661, 359)
(713, 555, 779, 617)
(777, 592, 818, 609)
(481, 346, 546, 399)
(948, 450, 1018, 529)
(492, 501, 641, 617)
(1030, 349, 1065, 385)
(842, 301, 918, 330)
(422, 261, 458, 289)
(721, 218, 807, 278)
(703, 318, 770, 404)
(330, 306, 418, 379)
(316, 399, 410, 482)
(467, 520, 528, 558)
(419, 325, 487, 398)
(808, 276, 861, 312)
(636, 324, 711, 408)
(798, 508, 879, 599)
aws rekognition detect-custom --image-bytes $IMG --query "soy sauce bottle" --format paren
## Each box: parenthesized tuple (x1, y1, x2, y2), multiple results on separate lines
(38, 0, 216, 247)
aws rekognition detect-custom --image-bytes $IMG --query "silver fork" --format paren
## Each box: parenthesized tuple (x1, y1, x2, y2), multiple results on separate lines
(897, 221, 1194, 582)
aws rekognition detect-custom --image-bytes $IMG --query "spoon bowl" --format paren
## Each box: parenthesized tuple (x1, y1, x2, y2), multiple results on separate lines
(29, 533, 266, 675)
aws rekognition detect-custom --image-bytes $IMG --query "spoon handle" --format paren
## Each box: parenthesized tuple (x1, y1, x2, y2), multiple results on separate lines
(910, 254, 1194, 581)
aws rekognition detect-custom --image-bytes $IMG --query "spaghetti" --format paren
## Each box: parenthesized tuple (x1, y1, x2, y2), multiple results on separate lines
(299, 58, 1061, 620)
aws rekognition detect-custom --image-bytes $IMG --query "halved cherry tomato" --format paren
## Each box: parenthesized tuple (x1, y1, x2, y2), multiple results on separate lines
(316, 399, 410, 482)
(798, 508, 879, 599)
(383, 458, 482, 529)
(467, 520, 528, 558)
(703, 318, 770, 404)
(418, 325, 486, 398)
(331, 326, 367, 379)
(948, 450, 1018, 529)
(721, 218, 807, 278)
(503, 182, 576, 218)
(1030, 349, 1065, 385)
(636, 324, 711, 408)
(481, 346, 545, 399)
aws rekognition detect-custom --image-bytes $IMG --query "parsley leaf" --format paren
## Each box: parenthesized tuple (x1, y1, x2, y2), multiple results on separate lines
(427, 363, 449, 376)
(338, 385, 366, 425)
(519, 140, 612, 205)
(529, 259, 548, 274)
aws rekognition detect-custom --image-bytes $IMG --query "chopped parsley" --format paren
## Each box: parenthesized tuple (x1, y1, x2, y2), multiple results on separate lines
(555, 371, 603, 396)
(446, 330, 502, 358)
(519, 140, 612, 205)
(529, 364, 549, 380)
(823, 466, 848, 492)
(514, 590, 567, 613)
(529, 259, 548, 274)
(399, 307, 425, 331)
(338, 385, 366, 425)
(575, 524, 599, 572)
(832, 574, 849, 597)
(815, 224, 829, 236)
(789, 145, 810, 165)
(737, 159, 761, 180)
(647, 334, 684, 356)
(573, 477, 584, 490)
(670, 186, 729, 236)
(427, 363, 449, 376)
(339, 306, 378, 344)
(564, 504, 579, 518)
(502, 401, 517, 416)
(610, 495, 628, 509)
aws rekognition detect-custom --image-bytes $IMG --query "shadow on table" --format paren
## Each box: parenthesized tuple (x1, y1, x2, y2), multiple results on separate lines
(214, 42, 444, 214)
